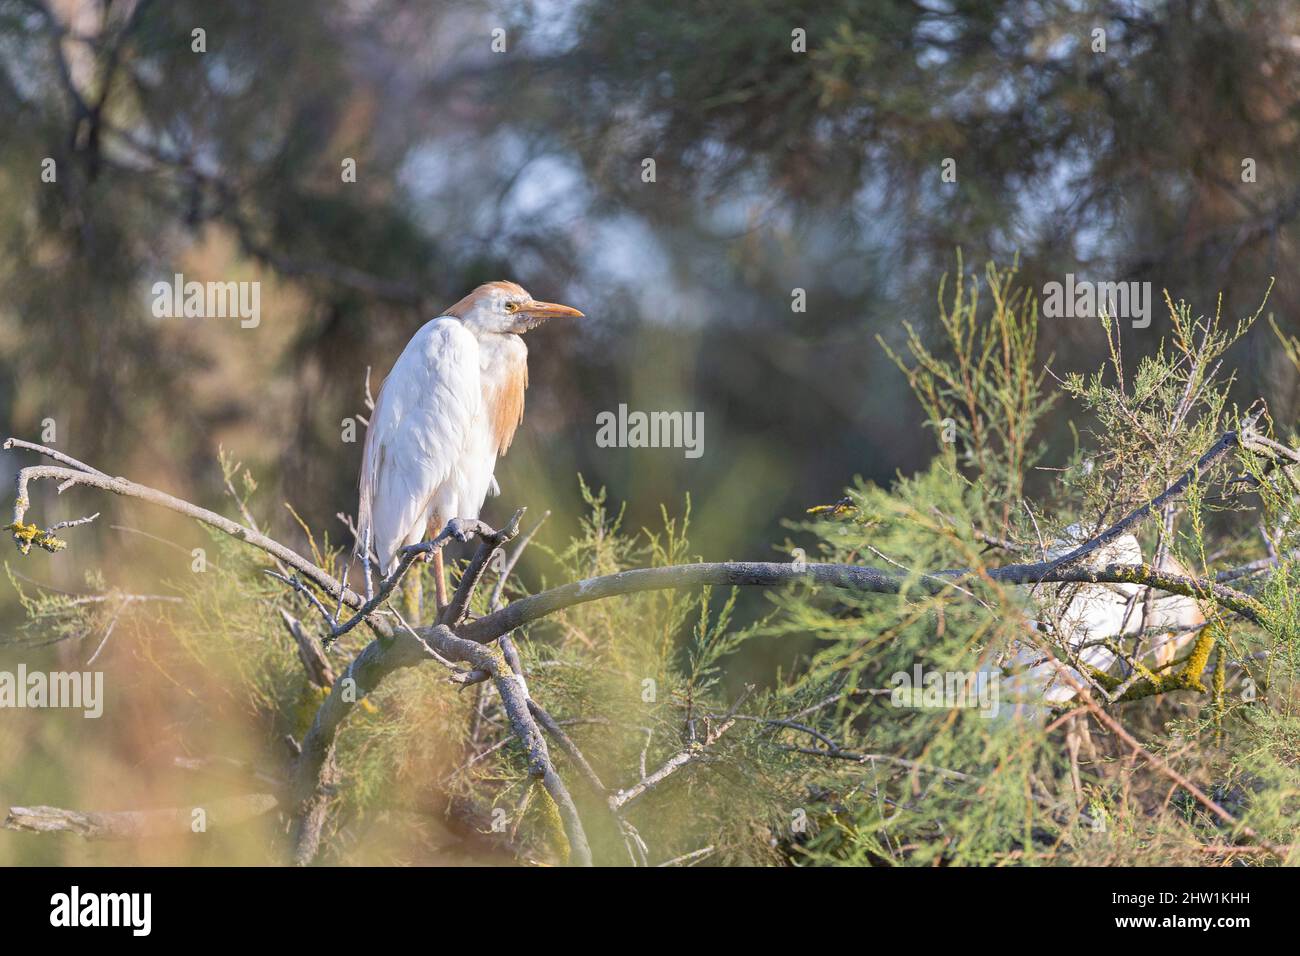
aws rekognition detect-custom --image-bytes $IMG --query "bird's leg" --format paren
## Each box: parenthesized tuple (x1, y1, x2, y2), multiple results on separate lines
(362, 526, 374, 603)
(332, 559, 351, 628)
(403, 566, 423, 623)
(433, 548, 449, 615)
(427, 516, 476, 615)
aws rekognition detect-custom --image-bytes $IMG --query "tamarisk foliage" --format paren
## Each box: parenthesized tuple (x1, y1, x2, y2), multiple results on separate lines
(6, 264, 1300, 865)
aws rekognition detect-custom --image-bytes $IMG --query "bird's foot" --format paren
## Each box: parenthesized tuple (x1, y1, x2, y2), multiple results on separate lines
(444, 517, 479, 543)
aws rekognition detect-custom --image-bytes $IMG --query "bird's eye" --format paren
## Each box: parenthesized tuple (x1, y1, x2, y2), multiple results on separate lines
(504, 301, 519, 313)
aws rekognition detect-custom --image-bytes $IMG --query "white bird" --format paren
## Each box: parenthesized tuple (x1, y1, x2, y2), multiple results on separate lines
(1004, 525, 1206, 803)
(1016, 526, 1205, 705)
(356, 280, 583, 609)
(1036, 527, 1145, 706)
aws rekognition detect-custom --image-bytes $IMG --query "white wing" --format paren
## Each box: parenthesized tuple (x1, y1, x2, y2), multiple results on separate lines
(358, 317, 483, 573)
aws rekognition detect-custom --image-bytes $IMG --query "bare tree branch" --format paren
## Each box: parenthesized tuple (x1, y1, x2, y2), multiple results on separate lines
(4, 795, 278, 840)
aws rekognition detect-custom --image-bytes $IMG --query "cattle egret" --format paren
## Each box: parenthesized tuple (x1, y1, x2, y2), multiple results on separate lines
(1004, 525, 1206, 802)
(1035, 528, 1145, 706)
(356, 281, 582, 609)
(1015, 528, 1206, 705)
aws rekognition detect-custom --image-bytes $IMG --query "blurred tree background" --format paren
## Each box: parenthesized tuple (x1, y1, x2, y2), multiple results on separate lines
(2, 0, 1300, 863)
(4, 0, 1300, 579)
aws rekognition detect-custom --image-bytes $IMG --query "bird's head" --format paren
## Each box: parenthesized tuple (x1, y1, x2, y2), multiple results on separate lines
(445, 280, 584, 335)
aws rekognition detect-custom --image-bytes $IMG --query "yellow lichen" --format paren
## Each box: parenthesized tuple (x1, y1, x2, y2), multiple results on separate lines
(532, 783, 570, 865)
(1212, 645, 1227, 744)
(5, 522, 67, 555)
(1177, 620, 1219, 692)
(1103, 621, 1222, 703)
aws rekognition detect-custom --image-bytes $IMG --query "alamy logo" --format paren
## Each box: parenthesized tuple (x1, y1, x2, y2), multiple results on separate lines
(151, 273, 261, 328)
(595, 404, 704, 459)
(0, 666, 103, 718)
(889, 664, 999, 718)
(50, 886, 151, 936)
(1042, 273, 1151, 329)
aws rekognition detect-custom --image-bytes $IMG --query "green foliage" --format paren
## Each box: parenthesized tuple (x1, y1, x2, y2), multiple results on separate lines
(880, 255, 1054, 504)
(9, 264, 1300, 866)
(779, 267, 1300, 865)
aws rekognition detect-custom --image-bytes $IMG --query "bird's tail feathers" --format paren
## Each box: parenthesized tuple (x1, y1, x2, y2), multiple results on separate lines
(354, 468, 381, 570)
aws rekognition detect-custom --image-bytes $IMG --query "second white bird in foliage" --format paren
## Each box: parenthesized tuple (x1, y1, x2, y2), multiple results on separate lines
(1010, 525, 1205, 707)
